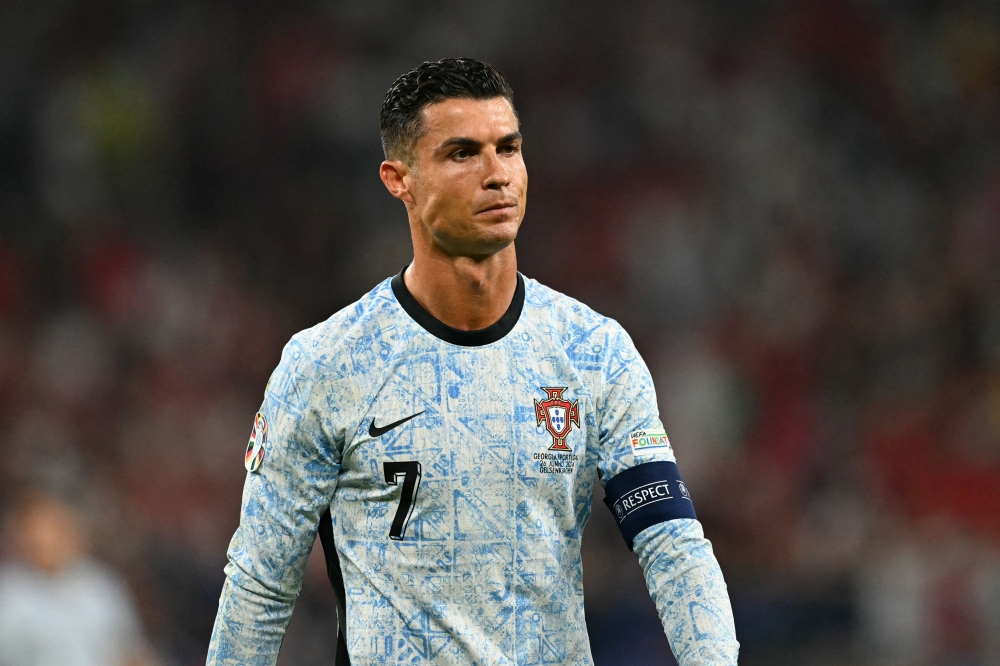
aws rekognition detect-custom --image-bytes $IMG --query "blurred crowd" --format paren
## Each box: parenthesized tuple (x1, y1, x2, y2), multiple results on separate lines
(1, 0, 999, 664)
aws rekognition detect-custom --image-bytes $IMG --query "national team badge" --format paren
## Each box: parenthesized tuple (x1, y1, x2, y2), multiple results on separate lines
(245, 412, 267, 473)
(534, 387, 580, 451)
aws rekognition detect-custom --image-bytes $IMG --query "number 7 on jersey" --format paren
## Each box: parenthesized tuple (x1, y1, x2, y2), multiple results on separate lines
(383, 461, 422, 540)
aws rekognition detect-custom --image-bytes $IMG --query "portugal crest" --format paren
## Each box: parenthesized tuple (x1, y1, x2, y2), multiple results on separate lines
(534, 387, 580, 451)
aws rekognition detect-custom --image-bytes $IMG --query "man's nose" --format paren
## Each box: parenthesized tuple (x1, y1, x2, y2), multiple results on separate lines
(482, 150, 510, 190)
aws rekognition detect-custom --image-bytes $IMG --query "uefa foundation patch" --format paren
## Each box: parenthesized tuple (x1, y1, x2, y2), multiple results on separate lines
(629, 429, 673, 457)
(245, 412, 267, 473)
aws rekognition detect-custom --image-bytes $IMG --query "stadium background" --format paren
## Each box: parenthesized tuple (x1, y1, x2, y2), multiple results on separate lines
(1, 0, 999, 664)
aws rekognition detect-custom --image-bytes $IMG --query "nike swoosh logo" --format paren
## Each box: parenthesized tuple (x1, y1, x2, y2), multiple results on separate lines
(369, 411, 425, 437)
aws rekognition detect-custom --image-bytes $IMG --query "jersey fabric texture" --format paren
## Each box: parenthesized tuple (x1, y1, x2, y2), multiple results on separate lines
(207, 271, 739, 666)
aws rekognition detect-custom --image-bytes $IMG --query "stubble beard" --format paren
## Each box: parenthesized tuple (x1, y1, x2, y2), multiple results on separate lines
(429, 215, 520, 260)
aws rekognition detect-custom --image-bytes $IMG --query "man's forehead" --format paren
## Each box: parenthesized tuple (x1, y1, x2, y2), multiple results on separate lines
(419, 97, 518, 141)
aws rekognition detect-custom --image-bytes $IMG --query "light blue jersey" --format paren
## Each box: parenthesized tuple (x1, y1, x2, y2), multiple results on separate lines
(208, 271, 738, 665)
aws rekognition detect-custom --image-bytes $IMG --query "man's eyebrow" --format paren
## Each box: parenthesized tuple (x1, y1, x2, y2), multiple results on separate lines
(438, 132, 523, 151)
(439, 137, 482, 150)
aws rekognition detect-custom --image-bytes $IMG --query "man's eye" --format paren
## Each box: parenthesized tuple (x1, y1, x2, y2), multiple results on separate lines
(499, 144, 520, 154)
(453, 149, 470, 159)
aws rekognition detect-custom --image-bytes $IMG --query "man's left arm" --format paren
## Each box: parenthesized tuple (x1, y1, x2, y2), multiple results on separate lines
(633, 519, 738, 665)
(596, 323, 738, 665)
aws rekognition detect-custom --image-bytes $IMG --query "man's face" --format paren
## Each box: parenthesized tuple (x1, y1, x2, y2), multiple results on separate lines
(403, 97, 527, 258)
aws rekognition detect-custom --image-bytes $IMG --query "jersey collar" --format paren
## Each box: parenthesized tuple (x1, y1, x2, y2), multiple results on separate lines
(391, 266, 525, 347)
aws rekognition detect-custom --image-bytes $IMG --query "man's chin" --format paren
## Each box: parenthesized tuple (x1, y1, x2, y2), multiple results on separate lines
(434, 226, 518, 259)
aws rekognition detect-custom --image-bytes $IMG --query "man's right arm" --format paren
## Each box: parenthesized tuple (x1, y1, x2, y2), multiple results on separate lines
(207, 336, 341, 666)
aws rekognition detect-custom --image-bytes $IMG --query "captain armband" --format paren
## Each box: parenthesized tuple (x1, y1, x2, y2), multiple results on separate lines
(603, 461, 696, 551)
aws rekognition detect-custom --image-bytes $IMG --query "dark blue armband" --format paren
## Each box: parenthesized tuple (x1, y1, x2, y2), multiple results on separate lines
(603, 461, 696, 551)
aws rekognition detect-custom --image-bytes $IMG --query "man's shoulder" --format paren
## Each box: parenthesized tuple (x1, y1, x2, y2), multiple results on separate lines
(521, 276, 635, 370)
(523, 276, 629, 342)
(288, 276, 400, 360)
(268, 277, 404, 397)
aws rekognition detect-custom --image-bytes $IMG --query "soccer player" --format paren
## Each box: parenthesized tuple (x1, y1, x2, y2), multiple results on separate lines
(207, 58, 739, 665)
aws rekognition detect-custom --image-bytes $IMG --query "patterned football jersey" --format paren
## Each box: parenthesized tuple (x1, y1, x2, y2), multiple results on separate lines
(207, 270, 738, 666)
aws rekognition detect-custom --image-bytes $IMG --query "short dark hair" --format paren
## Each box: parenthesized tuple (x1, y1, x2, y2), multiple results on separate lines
(380, 58, 516, 163)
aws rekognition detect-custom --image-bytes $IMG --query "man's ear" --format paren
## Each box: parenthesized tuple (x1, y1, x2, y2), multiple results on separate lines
(380, 160, 414, 203)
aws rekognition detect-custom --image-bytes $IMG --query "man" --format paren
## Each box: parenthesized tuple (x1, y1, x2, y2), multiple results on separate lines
(0, 488, 154, 666)
(207, 58, 738, 665)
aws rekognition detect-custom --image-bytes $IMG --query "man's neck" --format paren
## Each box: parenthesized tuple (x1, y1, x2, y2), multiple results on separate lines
(403, 246, 518, 331)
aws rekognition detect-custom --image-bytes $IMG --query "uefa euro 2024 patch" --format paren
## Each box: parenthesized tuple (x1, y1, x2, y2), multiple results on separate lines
(245, 412, 267, 473)
(629, 429, 672, 457)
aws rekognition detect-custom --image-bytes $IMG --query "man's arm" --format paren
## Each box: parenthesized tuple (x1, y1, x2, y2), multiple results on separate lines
(597, 323, 739, 665)
(634, 520, 739, 665)
(207, 336, 341, 666)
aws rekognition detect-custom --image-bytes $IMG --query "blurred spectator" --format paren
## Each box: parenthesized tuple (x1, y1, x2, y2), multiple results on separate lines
(0, 488, 153, 666)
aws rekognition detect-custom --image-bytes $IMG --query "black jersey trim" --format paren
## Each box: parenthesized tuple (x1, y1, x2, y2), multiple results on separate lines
(391, 266, 525, 347)
(318, 509, 351, 666)
(603, 461, 697, 551)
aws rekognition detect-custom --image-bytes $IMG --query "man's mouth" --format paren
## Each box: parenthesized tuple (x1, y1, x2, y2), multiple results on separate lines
(478, 202, 517, 214)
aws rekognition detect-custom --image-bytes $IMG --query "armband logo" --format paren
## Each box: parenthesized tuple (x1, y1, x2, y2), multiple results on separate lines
(603, 461, 696, 549)
(628, 429, 672, 456)
(611, 480, 674, 520)
(245, 412, 267, 473)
